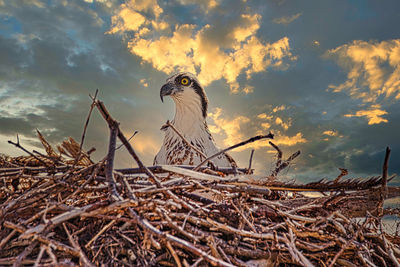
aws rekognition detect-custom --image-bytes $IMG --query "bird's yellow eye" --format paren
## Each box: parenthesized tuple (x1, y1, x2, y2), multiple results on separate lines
(180, 77, 190, 86)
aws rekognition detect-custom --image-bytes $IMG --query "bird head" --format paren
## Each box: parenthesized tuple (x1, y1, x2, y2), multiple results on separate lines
(160, 72, 208, 118)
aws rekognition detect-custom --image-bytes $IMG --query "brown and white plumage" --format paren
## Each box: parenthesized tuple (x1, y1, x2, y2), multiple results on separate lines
(154, 72, 236, 167)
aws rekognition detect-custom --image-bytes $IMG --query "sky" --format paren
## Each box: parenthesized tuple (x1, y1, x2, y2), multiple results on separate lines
(0, 0, 399, 182)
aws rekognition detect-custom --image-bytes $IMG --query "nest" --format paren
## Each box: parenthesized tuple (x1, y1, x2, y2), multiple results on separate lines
(1, 96, 399, 267)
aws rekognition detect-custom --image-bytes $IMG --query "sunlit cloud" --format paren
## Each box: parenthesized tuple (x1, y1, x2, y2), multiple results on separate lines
(140, 78, 149, 87)
(322, 130, 338, 137)
(344, 105, 388, 125)
(272, 105, 286, 112)
(273, 12, 302, 25)
(209, 107, 306, 152)
(327, 39, 400, 103)
(176, 0, 219, 11)
(257, 113, 272, 120)
(107, 0, 295, 93)
(242, 85, 254, 94)
(208, 107, 250, 147)
(275, 117, 291, 130)
(273, 132, 307, 146)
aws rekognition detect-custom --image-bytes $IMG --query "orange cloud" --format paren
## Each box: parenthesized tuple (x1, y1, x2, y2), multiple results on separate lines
(327, 39, 400, 102)
(273, 132, 307, 146)
(275, 117, 291, 130)
(208, 108, 250, 147)
(107, 1, 295, 93)
(209, 108, 306, 152)
(344, 105, 388, 125)
(322, 130, 338, 137)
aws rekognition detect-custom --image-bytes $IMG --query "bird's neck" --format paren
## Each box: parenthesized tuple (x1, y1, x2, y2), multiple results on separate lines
(171, 91, 206, 135)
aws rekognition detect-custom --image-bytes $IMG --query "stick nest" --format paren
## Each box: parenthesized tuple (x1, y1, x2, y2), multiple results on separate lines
(1, 99, 399, 267)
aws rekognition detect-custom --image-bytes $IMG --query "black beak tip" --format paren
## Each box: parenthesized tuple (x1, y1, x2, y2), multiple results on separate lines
(160, 95, 164, 102)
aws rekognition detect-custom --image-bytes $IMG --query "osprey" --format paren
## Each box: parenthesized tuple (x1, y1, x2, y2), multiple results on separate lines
(154, 72, 236, 168)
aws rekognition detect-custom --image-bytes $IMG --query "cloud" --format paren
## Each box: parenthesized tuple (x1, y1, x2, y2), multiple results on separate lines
(208, 107, 306, 152)
(275, 117, 290, 130)
(273, 132, 307, 146)
(176, 0, 218, 11)
(322, 130, 338, 137)
(208, 107, 250, 147)
(327, 39, 400, 103)
(344, 105, 388, 125)
(273, 12, 302, 25)
(107, 0, 295, 93)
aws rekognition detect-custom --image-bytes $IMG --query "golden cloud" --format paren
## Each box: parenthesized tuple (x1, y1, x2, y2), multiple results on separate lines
(322, 130, 338, 137)
(275, 117, 290, 130)
(273, 132, 307, 146)
(344, 105, 388, 125)
(272, 105, 286, 112)
(108, 0, 295, 93)
(208, 108, 250, 147)
(176, 0, 218, 11)
(327, 39, 400, 102)
(209, 108, 306, 152)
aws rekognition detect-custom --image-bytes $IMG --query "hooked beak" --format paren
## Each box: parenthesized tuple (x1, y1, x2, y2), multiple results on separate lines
(160, 83, 175, 102)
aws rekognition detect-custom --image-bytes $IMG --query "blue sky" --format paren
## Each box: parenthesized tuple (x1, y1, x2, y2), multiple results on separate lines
(0, 0, 399, 182)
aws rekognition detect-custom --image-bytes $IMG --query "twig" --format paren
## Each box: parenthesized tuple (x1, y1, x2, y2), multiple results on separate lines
(333, 168, 348, 183)
(116, 131, 138, 150)
(193, 133, 274, 171)
(85, 217, 118, 249)
(74, 89, 98, 166)
(271, 150, 301, 177)
(269, 141, 282, 168)
(8, 135, 48, 166)
(4, 221, 80, 257)
(166, 241, 182, 267)
(94, 100, 162, 188)
(328, 216, 370, 267)
(63, 223, 95, 267)
(247, 149, 255, 174)
(13, 240, 39, 267)
(33, 246, 46, 267)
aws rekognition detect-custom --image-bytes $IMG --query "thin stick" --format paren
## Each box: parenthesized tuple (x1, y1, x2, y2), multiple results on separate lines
(116, 131, 138, 150)
(166, 241, 182, 267)
(271, 150, 301, 177)
(269, 141, 282, 168)
(8, 135, 48, 166)
(247, 149, 255, 174)
(13, 240, 38, 267)
(85, 218, 118, 249)
(94, 100, 162, 188)
(193, 133, 274, 171)
(74, 89, 98, 166)
(33, 246, 46, 267)
(63, 223, 95, 267)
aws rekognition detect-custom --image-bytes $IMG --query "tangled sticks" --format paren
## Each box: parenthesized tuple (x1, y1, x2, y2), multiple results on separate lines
(0, 96, 399, 266)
